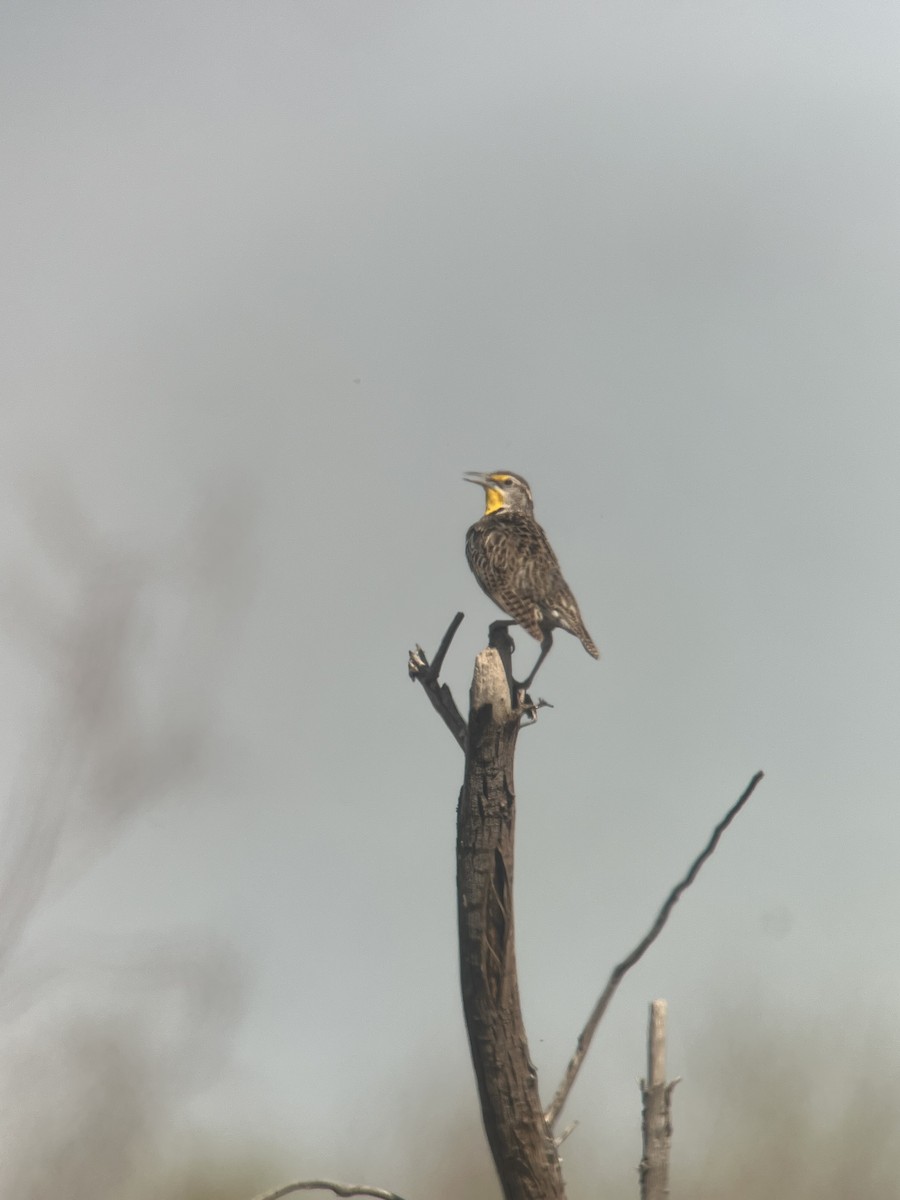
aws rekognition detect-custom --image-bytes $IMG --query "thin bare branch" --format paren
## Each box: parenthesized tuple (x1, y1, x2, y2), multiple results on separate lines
(545, 770, 765, 1128)
(251, 1181, 409, 1200)
(430, 609, 464, 676)
(555, 1119, 579, 1148)
(408, 612, 467, 751)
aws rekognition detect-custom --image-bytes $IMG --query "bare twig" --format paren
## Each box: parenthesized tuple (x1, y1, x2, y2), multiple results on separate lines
(429, 610, 464, 677)
(555, 1119, 579, 1148)
(408, 612, 467, 751)
(545, 770, 765, 1128)
(251, 1183, 409, 1200)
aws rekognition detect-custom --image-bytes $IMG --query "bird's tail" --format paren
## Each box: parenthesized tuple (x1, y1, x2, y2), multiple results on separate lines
(581, 631, 600, 659)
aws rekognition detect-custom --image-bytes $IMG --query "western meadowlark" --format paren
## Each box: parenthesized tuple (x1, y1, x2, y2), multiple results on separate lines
(464, 470, 599, 690)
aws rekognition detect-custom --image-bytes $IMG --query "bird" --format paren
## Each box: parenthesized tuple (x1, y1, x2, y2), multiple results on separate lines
(463, 470, 599, 690)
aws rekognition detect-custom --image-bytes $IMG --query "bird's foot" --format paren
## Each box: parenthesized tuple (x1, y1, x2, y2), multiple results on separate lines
(513, 683, 553, 724)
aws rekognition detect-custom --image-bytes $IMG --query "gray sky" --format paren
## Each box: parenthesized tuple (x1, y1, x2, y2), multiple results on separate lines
(1, 1, 899, 1191)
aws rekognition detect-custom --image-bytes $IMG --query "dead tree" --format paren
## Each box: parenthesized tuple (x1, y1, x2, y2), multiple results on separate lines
(253, 616, 763, 1200)
(409, 613, 763, 1200)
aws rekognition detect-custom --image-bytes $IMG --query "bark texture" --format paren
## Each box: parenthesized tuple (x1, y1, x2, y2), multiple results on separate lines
(456, 649, 565, 1200)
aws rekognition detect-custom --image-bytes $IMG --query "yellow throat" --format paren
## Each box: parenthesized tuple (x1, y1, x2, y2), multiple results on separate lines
(483, 485, 506, 515)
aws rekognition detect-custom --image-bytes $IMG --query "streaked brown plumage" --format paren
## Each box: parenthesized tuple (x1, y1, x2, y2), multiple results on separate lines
(464, 470, 599, 688)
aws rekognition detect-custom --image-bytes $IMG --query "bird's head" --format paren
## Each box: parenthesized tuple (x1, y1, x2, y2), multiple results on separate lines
(464, 471, 534, 516)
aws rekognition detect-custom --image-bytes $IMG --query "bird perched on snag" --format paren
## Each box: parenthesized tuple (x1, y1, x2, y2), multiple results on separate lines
(464, 470, 599, 691)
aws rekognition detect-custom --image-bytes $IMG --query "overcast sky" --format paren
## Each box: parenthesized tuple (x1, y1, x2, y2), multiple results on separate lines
(1, 2, 899, 1194)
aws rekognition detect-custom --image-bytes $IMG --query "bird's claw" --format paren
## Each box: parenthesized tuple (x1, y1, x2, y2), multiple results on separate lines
(516, 689, 553, 725)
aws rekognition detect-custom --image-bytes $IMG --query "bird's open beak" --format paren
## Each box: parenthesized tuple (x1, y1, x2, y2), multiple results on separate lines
(463, 471, 491, 487)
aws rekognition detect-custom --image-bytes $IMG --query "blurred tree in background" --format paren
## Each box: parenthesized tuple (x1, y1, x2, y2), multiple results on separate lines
(0, 481, 250, 1198)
